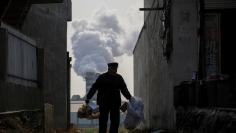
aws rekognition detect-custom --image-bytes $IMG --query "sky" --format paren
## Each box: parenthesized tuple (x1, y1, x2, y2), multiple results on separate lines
(67, 0, 144, 98)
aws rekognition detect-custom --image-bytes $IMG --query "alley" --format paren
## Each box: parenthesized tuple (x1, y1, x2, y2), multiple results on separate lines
(1, 0, 236, 132)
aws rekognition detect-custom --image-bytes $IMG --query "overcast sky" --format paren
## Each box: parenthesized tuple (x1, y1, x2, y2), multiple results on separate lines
(67, 0, 144, 98)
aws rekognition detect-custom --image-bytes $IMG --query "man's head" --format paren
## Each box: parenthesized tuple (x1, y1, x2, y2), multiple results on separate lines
(107, 62, 118, 73)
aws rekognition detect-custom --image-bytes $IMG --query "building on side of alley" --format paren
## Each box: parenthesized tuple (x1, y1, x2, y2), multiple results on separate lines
(0, 0, 72, 131)
(134, 0, 236, 131)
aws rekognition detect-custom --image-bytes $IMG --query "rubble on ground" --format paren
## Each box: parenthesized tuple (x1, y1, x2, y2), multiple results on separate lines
(0, 111, 43, 133)
(176, 108, 236, 133)
(0, 116, 42, 133)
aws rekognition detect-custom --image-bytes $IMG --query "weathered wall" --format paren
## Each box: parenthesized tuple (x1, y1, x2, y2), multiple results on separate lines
(205, 0, 236, 9)
(170, 0, 199, 85)
(134, 0, 199, 129)
(0, 26, 43, 113)
(21, 1, 71, 128)
(133, 27, 151, 127)
(0, 81, 42, 112)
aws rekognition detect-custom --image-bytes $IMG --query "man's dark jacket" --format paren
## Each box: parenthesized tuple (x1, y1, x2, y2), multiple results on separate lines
(86, 72, 131, 106)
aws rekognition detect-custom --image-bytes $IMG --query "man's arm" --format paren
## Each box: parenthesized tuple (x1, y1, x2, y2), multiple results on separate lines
(120, 76, 132, 100)
(86, 76, 100, 103)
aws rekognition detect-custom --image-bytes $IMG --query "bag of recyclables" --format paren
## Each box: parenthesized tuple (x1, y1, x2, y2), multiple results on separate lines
(124, 97, 144, 130)
(77, 102, 100, 119)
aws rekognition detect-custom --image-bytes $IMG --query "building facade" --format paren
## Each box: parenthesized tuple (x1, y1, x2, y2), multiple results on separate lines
(134, 0, 236, 130)
(0, 0, 72, 129)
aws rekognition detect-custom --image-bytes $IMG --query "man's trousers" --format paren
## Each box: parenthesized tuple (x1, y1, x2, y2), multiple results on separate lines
(99, 105, 120, 133)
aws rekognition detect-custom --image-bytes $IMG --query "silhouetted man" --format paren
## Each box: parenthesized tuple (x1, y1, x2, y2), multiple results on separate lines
(85, 62, 132, 133)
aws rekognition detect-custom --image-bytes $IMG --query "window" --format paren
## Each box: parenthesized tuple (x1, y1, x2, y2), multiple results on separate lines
(0, 23, 38, 87)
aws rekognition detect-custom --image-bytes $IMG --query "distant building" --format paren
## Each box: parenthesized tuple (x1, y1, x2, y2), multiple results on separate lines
(71, 95, 84, 101)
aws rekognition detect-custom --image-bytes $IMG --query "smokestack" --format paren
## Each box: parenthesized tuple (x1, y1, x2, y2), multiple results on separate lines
(84, 72, 100, 100)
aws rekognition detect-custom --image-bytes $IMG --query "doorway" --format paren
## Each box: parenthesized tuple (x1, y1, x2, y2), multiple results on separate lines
(203, 9, 236, 107)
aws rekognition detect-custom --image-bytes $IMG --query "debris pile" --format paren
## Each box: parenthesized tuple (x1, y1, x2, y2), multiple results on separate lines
(0, 111, 43, 133)
(176, 108, 236, 133)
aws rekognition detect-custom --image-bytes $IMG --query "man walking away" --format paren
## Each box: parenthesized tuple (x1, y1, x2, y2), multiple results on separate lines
(85, 62, 132, 133)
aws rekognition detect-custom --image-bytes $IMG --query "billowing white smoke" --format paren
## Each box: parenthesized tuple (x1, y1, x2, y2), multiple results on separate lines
(71, 8, 140, 77)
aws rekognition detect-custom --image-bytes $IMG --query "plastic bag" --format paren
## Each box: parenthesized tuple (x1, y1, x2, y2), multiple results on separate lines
(87, 102, 100, 119)
(77, 103, 100, 119)
(124, 97, 144, 130)
(77, 104, 91, 118)
(120, 102, 128, 112)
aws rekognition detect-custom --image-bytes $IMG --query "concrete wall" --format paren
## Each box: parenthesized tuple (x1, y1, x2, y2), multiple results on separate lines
(134, 0, 199, 130)
(0, 81, 42, 112)
(205, 0, 236, 9)
(0, 26, 43, 113)
(21, 1, 71, 128)
(171, 0, 199, 86)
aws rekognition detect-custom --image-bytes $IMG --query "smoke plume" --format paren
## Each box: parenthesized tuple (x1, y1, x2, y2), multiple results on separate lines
(71, 8, 140, 77)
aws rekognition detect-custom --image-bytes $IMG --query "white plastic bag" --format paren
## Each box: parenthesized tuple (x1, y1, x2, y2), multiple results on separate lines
(124, 97, 144, 130)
